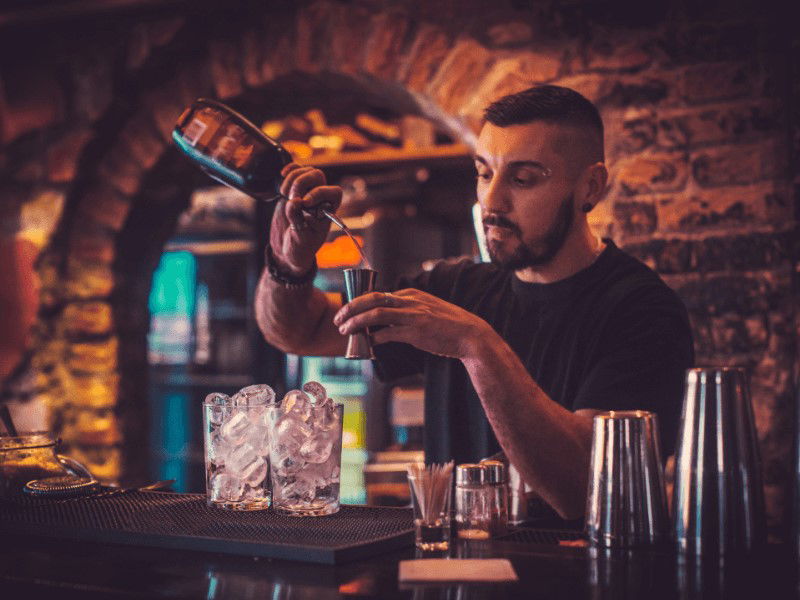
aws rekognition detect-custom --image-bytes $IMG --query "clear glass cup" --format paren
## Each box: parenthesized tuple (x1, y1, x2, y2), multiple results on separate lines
(270, 402, 344, 516)
(203, 393, 274, 510)
(0, 432, 92, 500)
(408, 471, 453, 552)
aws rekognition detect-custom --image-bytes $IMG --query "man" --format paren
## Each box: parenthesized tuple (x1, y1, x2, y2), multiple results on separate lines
(255, 85, 694, 520)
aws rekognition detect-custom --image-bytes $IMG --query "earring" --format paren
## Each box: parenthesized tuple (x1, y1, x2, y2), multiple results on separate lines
(581, 203, 593, 213)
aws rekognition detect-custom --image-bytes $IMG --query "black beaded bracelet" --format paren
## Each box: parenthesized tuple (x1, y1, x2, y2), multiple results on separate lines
(264, 245, 317, 288)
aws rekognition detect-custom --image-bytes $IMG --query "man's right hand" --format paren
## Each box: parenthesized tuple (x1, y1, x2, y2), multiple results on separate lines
(269, 162, 343, 277)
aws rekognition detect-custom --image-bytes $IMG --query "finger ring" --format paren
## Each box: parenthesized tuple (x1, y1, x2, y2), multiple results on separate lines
(383, 292, 392, 306)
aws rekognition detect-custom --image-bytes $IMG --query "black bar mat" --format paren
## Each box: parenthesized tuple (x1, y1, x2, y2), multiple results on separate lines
(0, 491, 414, 564)
(496, 528, 585, 545)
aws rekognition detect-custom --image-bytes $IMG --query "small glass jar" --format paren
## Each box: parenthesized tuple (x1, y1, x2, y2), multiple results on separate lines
(0, 432, 91, 500)
(454, 463, 491, 540)
(480, 459, 509, 537)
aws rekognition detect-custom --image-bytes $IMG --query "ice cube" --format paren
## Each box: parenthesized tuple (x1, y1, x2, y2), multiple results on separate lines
(282, 389, 312, 421)
(210, 472, 244, 502)
(220, 410, 251, 445)
(232, 384, 276, 406)
(299, 434, 333, 464)
(314, 401, 341, 432)
(282, 475, 316, 502)
(245, 424, 270, 456)
(271, 452, 304, 477)
(207, 432, 230, 467)
(241, 455, 268, 487)
(302, 381, 327, 405)
(226, 442, 257, 473)
(274, 413, 312, 445)
(205, 392, 230, 425)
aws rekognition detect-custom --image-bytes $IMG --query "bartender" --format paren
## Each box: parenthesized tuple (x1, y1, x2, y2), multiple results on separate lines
(255, 85, 694, 521)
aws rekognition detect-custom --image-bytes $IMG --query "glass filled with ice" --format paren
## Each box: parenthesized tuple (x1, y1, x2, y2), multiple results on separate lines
(270, 382, 344, 516)
(203, 385, 277, 510)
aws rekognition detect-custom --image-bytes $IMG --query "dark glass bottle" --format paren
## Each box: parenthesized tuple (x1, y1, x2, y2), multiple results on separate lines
(172, 98, 292, 201)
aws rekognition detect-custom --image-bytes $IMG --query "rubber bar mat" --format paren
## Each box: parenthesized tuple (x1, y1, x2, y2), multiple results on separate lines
(0, 491, 414, 564)
(496, 528, 585, 545)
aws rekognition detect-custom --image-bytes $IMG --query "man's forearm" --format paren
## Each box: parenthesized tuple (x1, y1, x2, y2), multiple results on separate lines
(461, 332, 594, 519)
(254, 270, 343, 356)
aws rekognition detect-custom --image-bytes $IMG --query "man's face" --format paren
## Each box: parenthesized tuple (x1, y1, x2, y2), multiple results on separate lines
(474, 121, 580, 270)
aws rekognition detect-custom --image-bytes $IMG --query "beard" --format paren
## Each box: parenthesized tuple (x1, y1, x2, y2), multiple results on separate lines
(484, 194, 574, 270)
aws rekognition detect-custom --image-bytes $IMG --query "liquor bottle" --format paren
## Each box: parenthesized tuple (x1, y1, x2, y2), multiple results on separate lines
(172, 98, 292, 201)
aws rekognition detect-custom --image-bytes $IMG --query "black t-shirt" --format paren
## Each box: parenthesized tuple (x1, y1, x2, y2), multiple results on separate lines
(373, 240, 694, 464)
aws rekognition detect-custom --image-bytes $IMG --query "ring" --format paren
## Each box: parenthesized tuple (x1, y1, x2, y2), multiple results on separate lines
(383, 292, 392, 306)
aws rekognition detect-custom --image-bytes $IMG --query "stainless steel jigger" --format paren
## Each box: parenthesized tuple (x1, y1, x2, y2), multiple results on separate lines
(343, 268, 378, 360)
(672, 367, 766, 555)
(586, 410, 669, 547)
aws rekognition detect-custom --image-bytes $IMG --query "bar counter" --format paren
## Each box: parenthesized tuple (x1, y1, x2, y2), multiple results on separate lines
(2, 522, 796, 598)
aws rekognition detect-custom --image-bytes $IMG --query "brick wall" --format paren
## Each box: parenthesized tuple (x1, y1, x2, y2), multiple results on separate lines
(0, 1, 796, 530)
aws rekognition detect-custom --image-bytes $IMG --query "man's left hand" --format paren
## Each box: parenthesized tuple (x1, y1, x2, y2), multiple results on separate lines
(333, 288, 493, 359)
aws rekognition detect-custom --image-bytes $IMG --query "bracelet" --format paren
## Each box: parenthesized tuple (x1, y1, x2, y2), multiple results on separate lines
(265, 245, 317, 288)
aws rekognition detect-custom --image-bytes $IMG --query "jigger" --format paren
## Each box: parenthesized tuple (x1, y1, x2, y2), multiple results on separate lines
(343, 268, 378, 360)
(586, 410, 669, 547)
(672, 367, 766, 555)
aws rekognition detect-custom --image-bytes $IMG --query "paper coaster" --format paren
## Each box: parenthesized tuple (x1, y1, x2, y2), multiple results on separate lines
(398, 559, 518, 583)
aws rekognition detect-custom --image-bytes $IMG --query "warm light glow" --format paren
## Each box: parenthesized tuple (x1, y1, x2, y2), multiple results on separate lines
(316, 235, 364, 268)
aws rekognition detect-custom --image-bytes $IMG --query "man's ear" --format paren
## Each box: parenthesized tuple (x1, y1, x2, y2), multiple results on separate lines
(577, 162, 608, 213)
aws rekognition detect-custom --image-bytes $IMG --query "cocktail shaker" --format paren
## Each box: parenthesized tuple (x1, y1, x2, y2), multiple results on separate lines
(585, 410, 669, 547)
(672, 367, 766, 555)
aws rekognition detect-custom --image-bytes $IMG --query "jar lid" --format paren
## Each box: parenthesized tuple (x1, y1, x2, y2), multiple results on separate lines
(479, 459, 507, 484)
(455, 463, 487, 486)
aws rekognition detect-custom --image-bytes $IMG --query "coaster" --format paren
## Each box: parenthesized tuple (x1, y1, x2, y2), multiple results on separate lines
(398, 559, 518, 583)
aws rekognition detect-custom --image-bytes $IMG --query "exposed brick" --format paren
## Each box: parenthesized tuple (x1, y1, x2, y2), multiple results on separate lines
(427, 38, 494, 115)
(709, 313, 769, 355)
(209, 37, 244, 100)
(63, 301, 114, 337)
(147, 17, 184, 47)
(614, 152, 688, 196)
(656, 182, 793, 232)
(258, 8, 300, 79)
(459, 52, 563, 123)
(68, 223, 115, 264)
(46, 128, 93, 183)
(294, 0, 337, 74)
(363, 11, 412, 80)
(657, 101, 784, 149)
(142, 85, 185, 142)
(681, 62, 755, 105)
(656, 22, 758, 66)
(65, 262, 114, 299)
(19, 189, 66, 248)
(77, 183, 131, 231)
(68, 337, 118, 374)
(691, 141, 788, 188)
(486, 22, 533, 47)
(397, 24, 451, 93)
(322, 2, 366, 76)
(69, 372, 119, 409)
(691, 232, 793, 272)
(241, 29, 267, 88)
(97, 141, 146, 197)
(615, 110, 657, 154)
(623, 238, 691, 273)
(583, 34, 651, 72)
(69, 52, 114, 122)
(125, 23, 150, 70)
(675, 272, 788, 317)
(596, 78, 669, 108)
(0, 66, 65, 144)
(117, 113, 166, 171)
(613, 200, 657, 236)
(551, 73, 607, 104)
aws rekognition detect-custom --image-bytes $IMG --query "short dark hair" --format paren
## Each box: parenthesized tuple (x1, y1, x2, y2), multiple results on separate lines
(484, 85, 604, 160)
